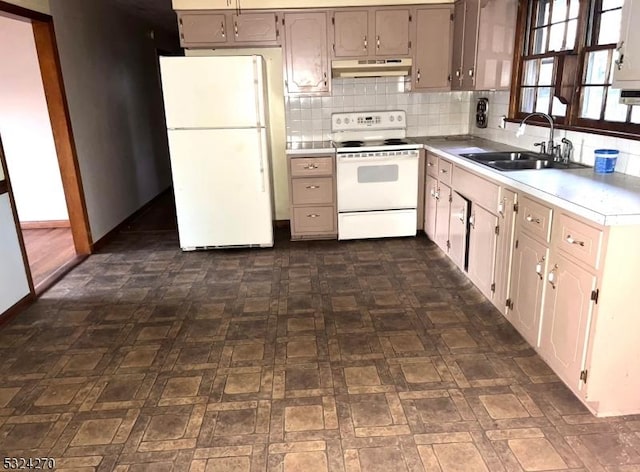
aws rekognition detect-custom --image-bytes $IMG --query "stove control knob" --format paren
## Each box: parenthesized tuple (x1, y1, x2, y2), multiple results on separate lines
(397, 115, 403, 122)
(344, 117, 350, 124)
(389, 115, 395, 122)
(336, 118, 342, 125)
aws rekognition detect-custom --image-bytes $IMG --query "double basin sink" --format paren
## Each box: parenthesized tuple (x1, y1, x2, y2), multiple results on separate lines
(459, 151, 589, 172)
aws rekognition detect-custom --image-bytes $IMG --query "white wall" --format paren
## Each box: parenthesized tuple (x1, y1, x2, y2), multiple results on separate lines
(2, 0, 50, 14)
(0, 15, 68, 223)
(50, 0, 173, 241)
(471, 91, 640, 177)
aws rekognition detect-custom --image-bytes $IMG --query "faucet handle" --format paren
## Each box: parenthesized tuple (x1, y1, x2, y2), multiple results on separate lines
(534, 141, 547, 154)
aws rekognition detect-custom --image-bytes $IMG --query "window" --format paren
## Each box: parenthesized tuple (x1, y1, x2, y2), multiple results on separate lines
(512, 0, 640, 134)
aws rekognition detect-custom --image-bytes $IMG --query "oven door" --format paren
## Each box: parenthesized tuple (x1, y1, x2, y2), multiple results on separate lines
(337, 153, 419, 212)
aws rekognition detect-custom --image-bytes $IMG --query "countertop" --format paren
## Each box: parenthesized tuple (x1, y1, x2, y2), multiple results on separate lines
(285, 135, 640, 226)
(286, 141, 335, 155)
(418, 136, 640, 226)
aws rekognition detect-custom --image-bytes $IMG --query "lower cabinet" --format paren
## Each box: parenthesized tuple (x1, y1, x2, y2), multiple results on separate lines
(467, 204, 498, 299)
(424, 174, 438, 240)
(493, 188, 517, 313)
(448, 190, 468, 269)
(508, 229, 548, 347)
(435, 182, 452, 252)
(289, 155, 337, 239)
(539, 251, 597, 394)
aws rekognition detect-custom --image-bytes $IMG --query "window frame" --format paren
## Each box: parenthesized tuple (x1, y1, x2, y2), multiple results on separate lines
(509, 0, 640, 137)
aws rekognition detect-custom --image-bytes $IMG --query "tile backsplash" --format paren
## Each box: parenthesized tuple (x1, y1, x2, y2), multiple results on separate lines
(285, 77, 473, 142)
(472, 91, 640, 178)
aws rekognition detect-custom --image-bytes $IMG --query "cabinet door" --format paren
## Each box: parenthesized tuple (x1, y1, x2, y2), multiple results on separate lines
(468, 205, 498, 299)
(414, 7, 453, 90)
(0, 194, 31, 314)
(424, 174, 438, 240)
(179, 13, 228, 47)
(284, 12, 330, 94)
(435, 183, 451, 252)
(232, 13, 277, 43)
(448, 190, 469, 270)
(374, 9, 410, 56)
(539, 253, 597, 393)
(613, 0, 640, 87)
(333, 10, 369, 57)
(509, 230, 548, 347)
(450, 0, 465, 90)
(462, 0, 480, 89)
(475, 0, 517, 90)
(493, 189, 516, 313)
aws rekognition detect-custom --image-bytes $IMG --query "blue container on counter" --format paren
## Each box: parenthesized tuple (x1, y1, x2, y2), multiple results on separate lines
(594, 149, 618, 174)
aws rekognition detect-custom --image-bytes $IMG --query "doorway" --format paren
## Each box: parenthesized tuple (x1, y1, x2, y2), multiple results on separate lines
(0, 3, 91, 298)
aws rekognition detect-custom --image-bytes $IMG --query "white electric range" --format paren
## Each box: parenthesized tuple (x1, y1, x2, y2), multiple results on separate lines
(331, 110, 420, 240)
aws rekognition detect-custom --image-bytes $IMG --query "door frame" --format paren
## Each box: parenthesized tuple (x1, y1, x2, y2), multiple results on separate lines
(0, 1, 92, 256)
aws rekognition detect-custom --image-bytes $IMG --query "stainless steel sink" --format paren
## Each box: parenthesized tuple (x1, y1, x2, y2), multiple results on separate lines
(459, 151, 590, 171)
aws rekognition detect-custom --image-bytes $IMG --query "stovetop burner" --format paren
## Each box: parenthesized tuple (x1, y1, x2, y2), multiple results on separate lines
(340, 140, 364, 148)
(384, 139, 409, 145)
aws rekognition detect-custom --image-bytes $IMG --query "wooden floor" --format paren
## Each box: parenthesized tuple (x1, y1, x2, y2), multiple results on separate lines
(22, 227, 76, 289)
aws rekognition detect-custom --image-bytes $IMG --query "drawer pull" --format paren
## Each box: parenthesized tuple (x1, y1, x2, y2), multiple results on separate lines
(440, 168, 448, 174)
(525, 215, 541, 224)
(306, 185, 320, 189)
(304, 164, 319, 170)
(547, 264, 558, 289)
(307, 213, 320, 218)
(427, 162, 434, 167)
(565, 235, 585, 246)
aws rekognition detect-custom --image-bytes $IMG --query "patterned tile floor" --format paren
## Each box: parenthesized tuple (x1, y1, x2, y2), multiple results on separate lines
(1, 204, 640, 471)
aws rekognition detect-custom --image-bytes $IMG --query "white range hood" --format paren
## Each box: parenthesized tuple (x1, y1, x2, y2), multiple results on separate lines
(331, 58, 412, 78)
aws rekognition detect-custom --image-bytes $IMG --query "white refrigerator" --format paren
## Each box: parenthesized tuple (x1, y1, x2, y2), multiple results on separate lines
(159, 55, 274, 250)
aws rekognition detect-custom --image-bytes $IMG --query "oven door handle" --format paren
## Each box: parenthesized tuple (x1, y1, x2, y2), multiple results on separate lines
(337, 154, 418, 164)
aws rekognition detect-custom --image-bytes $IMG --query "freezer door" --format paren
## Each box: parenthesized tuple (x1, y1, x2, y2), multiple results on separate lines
(160, 55, 267, 129)
(168, 128, 273, 249)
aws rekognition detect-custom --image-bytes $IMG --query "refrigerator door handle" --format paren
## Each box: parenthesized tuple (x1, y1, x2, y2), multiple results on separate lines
(257, 129, 267, 193)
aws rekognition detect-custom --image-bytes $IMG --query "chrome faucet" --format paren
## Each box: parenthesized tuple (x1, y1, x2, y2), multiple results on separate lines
(517, 112, 561, 161)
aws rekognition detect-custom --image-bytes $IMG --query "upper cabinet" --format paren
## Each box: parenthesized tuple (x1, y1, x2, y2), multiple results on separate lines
(612, 0, 640, 88)
(331, 7, 411, 59)
(284, 12, 330, 95)
(413, 6, 453, 90)
(177, 11, 280, 48)
(450, 0, 517, 91)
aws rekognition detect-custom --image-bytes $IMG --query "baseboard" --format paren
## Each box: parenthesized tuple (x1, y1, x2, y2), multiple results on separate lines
(92, 187, 172, 252)
(21, 220, 71, 230)
(0, 293, 35, 328)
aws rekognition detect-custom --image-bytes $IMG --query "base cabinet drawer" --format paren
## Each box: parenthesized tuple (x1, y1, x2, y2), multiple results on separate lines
(518, 196, 553, 243)
(554, 213, 603, 269)
(290, 157, 333, 177)
(291, 177, 334, 205)
(292, 206, 336, 234)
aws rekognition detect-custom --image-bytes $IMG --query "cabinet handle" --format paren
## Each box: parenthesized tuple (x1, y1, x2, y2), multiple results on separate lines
(525, 214, 541, 224)
(363, 35, 368, 50)
(434, 190, 440, 200)
(376, 35, 381, 49)
(221, 21, 226, 38)
(440, 168, 448, 174)
(535, 256, 545, 280)
(497, 199, 505, 216)
(234, 21, 238, 37)
(427, 161, 434, 167)
(455, 69, 461, 78)
(547, 264, 558, 289)
(417, 69, 421, 83)
(306, 185, 320, 189)
(304, 164, 319, 169)
(468, 68, 474, 77)
(469, 213, 475, 229)
(430, 188, 436, 198)
(566, 235, 585, 246)
(324, 72, 327, 87)
(307, 213, 320, 218)
(457, 208, 466, 223)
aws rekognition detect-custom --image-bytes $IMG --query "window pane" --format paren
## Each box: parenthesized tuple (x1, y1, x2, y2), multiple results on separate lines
(604, 88, 628, 121)
(539, 59, 554, 85)
(598, 9, 623, 45)
(568, 0, 580, 19)
(631, 106, 640, 124)
(552, 96, 567, 116)
(523, 60, 539, 86)
(551, 0, 568, 23)
(535, 0, 551, 26)
(602, 0, 624, 10)
(536, 87, 552, 113)
(565, 19, 577, 49)
(581, 86, 605, 119)
(532, 27, 549, 54)
(521, 88, 536, 113)
(549, 23, 565, 51)
(585, 50, 611, 84)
